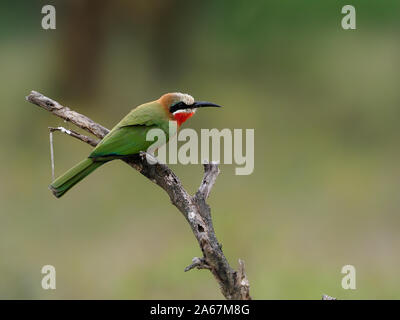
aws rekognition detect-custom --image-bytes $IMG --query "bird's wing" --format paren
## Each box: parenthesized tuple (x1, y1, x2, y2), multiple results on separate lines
(89, 124, 159, 159)
(89, 101, 171, 159)
(115, 100, 172, 128)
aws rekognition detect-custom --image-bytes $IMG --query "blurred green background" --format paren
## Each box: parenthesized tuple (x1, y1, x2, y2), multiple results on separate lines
(1, 0, 399, 299)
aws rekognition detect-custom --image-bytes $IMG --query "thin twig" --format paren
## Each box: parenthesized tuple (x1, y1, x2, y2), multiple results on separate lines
(26, 90, 251, 300)
(184, 257, 211, 272)
(48, 126, 99, 147)
(49, 131, 55, 181)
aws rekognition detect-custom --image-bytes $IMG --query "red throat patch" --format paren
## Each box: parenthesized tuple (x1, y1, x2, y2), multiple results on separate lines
(173, 112, 195, 127)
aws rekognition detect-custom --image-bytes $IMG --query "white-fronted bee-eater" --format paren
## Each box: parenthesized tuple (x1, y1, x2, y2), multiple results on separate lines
(50, 92, 222, 198)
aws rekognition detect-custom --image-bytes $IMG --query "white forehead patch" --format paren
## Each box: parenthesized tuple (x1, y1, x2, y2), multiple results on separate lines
(174, 92, 194, 105)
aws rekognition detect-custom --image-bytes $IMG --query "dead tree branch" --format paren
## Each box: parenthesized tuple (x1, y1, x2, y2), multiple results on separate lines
(26, 90, 251, 300)
(48, 126, 99, 147)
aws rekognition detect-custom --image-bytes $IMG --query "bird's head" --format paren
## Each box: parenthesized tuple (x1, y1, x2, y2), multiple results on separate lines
(159, 92, 222, 126)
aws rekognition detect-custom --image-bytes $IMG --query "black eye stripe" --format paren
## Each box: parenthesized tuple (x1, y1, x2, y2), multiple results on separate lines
(170, 101, 188, 113)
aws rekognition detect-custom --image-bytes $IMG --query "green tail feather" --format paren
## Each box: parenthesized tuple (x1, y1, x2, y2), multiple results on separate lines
(49, 158, 104, 198)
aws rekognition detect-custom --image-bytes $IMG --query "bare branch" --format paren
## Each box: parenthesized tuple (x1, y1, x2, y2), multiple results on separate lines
(27, 90, 251, 300)
(26, 90, 109, 139)
(197, 162, 220, 200)
(237, 259, 251, 300)
(49, 126, 99, 147)
(184, 257, 211, 272)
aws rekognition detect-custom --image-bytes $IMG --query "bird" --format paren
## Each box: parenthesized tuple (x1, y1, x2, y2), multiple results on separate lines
(49, 92, 222, 198)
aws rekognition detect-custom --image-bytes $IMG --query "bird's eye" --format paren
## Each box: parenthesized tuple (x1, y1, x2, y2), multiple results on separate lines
(170, 101, 187, 113)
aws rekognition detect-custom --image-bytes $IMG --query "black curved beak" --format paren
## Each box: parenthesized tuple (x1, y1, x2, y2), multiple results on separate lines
(170, 101, 222, 113)
(192, 101, 222, 109)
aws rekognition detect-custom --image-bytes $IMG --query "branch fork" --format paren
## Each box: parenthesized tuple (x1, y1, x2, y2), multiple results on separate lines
(26, 90, 251, 300)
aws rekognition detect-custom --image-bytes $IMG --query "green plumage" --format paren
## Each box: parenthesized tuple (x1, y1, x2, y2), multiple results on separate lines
(49, 158, 103, 198)
(50, 100, 174, 198)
